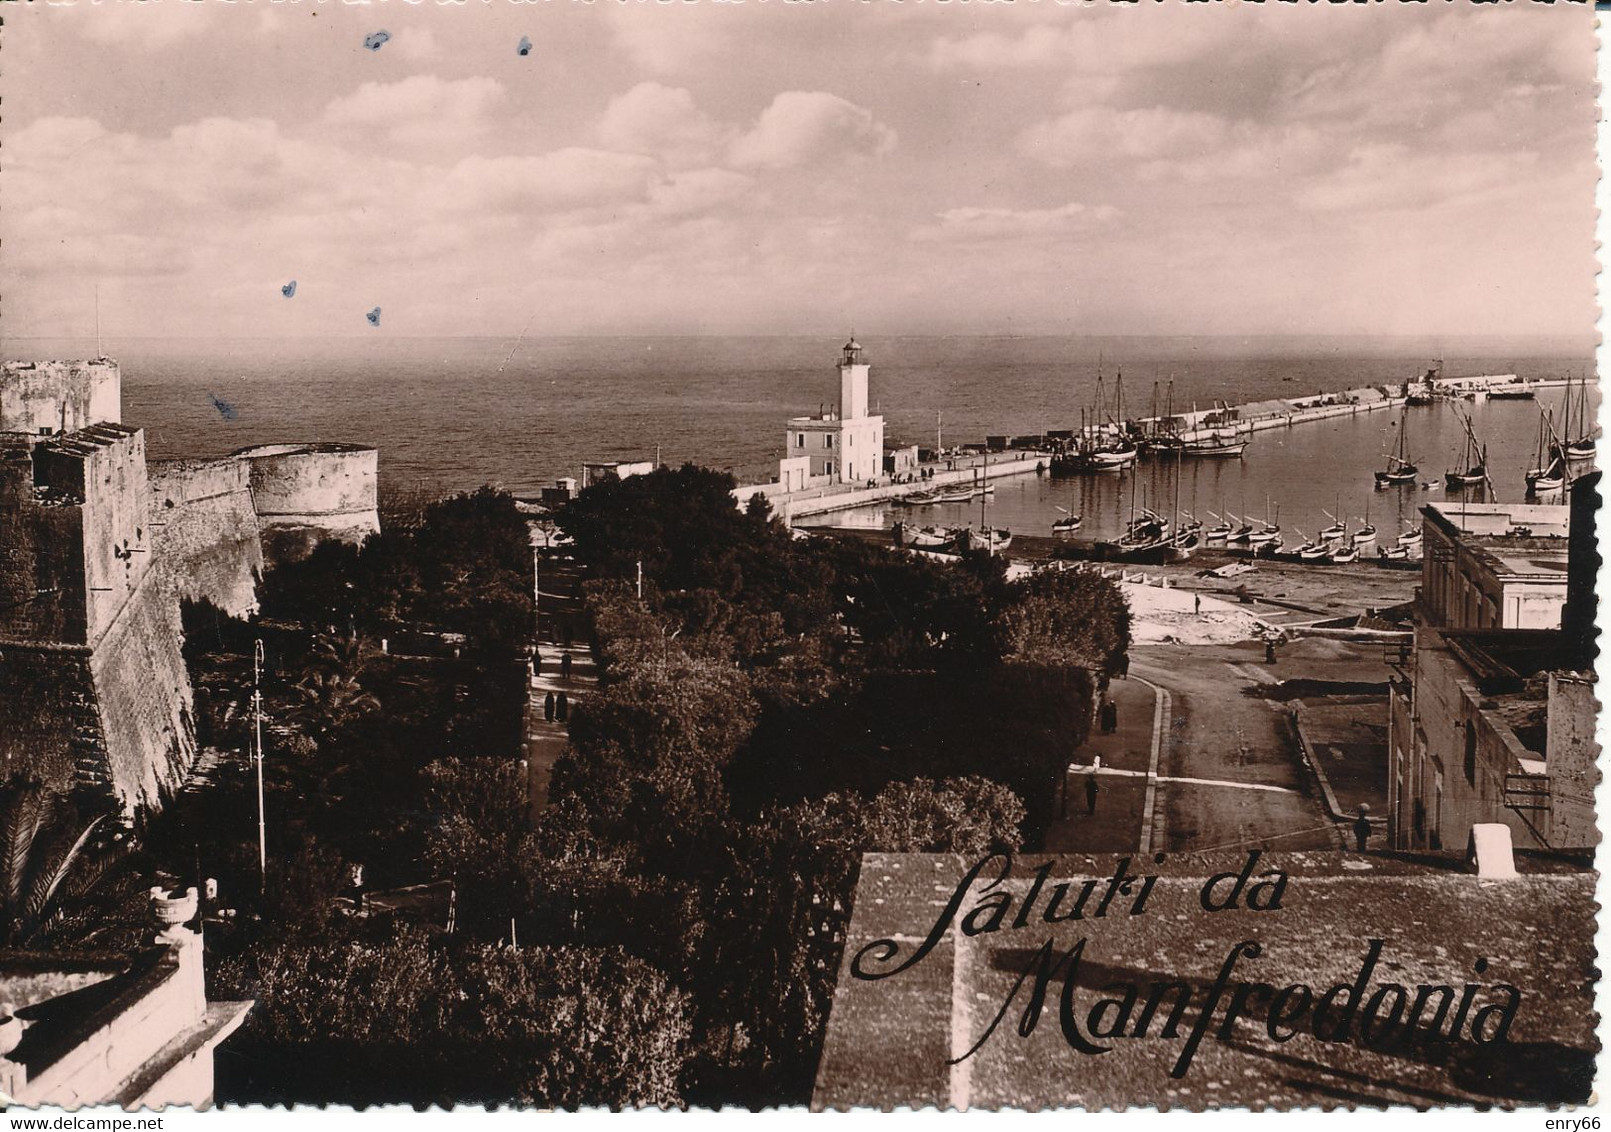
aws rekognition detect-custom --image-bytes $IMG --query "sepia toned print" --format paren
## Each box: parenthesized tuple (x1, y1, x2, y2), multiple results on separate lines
(0, 0, 1599, 1112)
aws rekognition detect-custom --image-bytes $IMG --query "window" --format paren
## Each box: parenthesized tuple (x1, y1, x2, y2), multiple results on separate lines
(797, 433, 805, 447)
(825, 434, 835, 448)
(825, 461, 834, 476)
(1463, 721, 1477, 786)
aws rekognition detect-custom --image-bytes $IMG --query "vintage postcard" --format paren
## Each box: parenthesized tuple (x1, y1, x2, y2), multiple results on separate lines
(0, 0, 1601, 1115)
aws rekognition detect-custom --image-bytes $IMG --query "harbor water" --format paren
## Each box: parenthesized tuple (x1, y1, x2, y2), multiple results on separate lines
(4, 335, 1596, 546)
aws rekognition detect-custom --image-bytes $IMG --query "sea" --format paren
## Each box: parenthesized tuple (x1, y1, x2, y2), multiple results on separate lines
(5, 335, 1598, 546)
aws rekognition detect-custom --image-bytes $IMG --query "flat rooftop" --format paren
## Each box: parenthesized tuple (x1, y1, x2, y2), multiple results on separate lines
(813, 852, 1595, 1110)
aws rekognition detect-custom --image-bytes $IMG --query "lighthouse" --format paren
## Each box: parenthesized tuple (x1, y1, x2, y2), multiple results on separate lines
(840, 338, 870, 421)
(781, 339, 887, 489)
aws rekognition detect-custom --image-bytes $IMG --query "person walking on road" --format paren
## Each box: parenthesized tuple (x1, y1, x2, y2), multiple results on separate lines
(544, 691, 555, 722)
(1085, 773, 1100, 815)
(561, 651, 573, 681)
(556, 691, 569, 722)
(1353, 804, 1372, 852)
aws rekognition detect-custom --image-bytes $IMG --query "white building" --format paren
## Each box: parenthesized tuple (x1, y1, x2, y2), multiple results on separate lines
(781, 340, 886, 490)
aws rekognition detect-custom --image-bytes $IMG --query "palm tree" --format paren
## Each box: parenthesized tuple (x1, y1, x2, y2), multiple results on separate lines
(290, 671, 381, 749)
(0, 779, 111, 946)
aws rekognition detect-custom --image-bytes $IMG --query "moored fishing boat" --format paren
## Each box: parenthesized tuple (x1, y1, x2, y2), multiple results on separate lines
(1182, 430, 1249, 458)
(1398, 528, 1423, 549)
(931, 487, 975, 504)
(1444, 412, 1488, 489)
(1374, 407, 1418, 487)
(1088, 442, 1139, 471)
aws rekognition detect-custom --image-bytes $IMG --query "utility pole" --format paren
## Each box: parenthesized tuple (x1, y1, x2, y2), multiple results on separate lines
(636, 560, 643, 600)
(533, 545, 541, 643)
(252, 638, 267, 894)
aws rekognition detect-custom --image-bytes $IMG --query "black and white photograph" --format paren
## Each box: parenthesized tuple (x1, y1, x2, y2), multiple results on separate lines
(0, 0, 1601, 1113)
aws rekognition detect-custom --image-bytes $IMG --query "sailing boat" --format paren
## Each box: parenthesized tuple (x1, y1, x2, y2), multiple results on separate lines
(1293, 527, 1329, 560)
(965, 450, 1011, 552)
(1090, 371, 1139, 470)
(1052, 505, 1082, 533)
(1444, 411, 1488, 489)
(1353, 496, 1377, 546)
(1525, 407, 1567, 494)
(1318, 502, 1345, 542)
(1247, 497, 1281, 545)
(1563, 370, 1596, 465)
(1374, 409, 1418, 486)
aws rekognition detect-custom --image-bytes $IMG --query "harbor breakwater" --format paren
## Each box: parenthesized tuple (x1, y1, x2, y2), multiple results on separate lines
(741, 374, 1591, 521)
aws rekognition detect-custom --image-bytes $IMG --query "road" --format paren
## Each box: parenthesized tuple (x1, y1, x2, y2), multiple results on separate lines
(1047, 638, 1348, 855)
(1134, 641, 1342, 854)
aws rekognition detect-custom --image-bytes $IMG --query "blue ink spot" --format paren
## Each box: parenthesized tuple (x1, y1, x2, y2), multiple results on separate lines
(208, 393, 238, 422)
(281, 280, 297, 299)
(366, 307, 382, 327)
(518, 36, 532, 57)
(364, 30, 390, 51)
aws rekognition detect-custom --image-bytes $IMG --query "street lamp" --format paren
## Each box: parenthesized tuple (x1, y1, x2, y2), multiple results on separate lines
(252, 638, 267, 893)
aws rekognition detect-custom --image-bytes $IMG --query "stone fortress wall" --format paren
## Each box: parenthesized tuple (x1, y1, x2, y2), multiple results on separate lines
(0, 359, 378, 816)
(232, 443, 379, 568)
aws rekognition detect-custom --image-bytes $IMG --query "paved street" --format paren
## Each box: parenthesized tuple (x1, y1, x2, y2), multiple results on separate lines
(1043, 636, 1388, 855)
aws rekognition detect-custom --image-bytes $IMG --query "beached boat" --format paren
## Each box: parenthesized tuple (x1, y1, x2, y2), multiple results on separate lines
(1052, 507, 1081, 533)
(1398, 529, 1422, 549)
(893, 521, 958, 549)
(1296, 539, 1331, 561)
(1204, 518, 1233, 541)
(1353, 524, 1377, 546)
(1327, 543, 1359, 564)
(1380, 544, 1410, 561)
(962, 527, 1012, 553)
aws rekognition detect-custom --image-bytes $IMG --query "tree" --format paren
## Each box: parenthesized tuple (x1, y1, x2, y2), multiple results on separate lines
(0, 779, 114, 946)
(289, 670, 381, 750)
(216, 924, 693, 1107)
(999, 567, 1131, 674)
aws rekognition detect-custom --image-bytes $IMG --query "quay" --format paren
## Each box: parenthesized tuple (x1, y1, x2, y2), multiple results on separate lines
(718, 352, 1593, 522)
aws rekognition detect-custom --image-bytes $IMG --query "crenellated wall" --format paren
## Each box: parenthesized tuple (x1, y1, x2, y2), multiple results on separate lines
(148, 459, 264, 618)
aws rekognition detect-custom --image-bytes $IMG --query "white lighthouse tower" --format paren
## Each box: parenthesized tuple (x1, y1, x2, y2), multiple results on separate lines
(782, 338, 886, 488)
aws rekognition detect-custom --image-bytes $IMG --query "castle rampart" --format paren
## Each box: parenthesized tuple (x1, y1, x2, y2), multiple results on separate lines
(148, 459, 264, 618)
(0, 424, 194, 814)
(0, 360, 121, 435)
(233, 443, 380, 566)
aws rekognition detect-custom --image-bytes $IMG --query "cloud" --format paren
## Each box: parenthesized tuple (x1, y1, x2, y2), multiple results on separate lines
(912, 201, 1119, 243)
(647, 168, 757, 218)
(70, 0, 216, 50)
(441, 150, 660, 216)
(323, 75, 505, 152)
(1019, 106, 1231, 169)
(390, 28, 441, 63)
(599, 82, 732, 168)
(729, 92, 896, 170)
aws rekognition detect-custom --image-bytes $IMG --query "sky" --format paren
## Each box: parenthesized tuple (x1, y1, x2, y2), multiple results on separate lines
(3, 0, 1600, 341)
